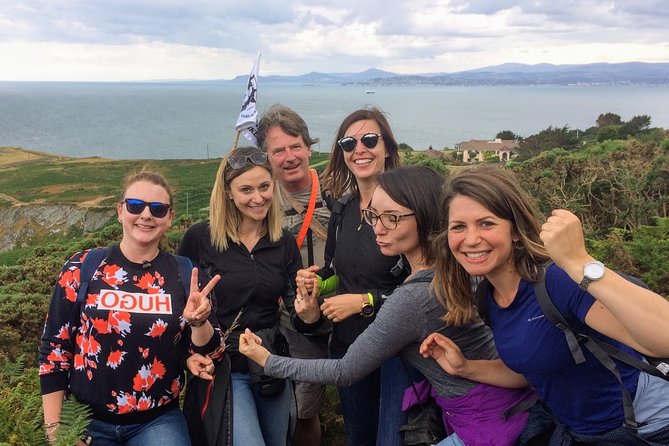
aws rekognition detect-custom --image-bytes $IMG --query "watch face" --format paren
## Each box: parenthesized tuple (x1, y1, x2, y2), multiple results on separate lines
(584, 261, 605, 279)
(361, 303, 374, 317)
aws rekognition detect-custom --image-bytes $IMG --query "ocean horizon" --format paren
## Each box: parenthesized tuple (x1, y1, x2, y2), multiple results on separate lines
(1, 82, 668, 160)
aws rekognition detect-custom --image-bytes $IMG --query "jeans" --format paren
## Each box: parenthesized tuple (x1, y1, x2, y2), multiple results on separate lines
(231, 371, 293, 446)
(379, 356, 414, 446)
(436, 433, 466, 446)
(333, 352, 410, 446)
(85, 407, 190, 446)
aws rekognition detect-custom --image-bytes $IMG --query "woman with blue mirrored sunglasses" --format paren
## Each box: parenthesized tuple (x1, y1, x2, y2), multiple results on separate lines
(39, 171, 222, 446)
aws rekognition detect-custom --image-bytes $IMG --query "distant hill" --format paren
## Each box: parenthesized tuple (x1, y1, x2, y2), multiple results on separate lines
(221, 62, 669, 86)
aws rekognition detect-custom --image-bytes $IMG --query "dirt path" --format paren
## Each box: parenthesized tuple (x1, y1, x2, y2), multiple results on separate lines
(0, 193, 23, 205)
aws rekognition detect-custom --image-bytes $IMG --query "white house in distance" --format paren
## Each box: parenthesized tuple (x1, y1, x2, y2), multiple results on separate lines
(455, 138, 519, 162)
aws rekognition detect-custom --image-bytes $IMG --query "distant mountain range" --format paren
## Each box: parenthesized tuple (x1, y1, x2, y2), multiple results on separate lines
(226, 62, 669, 86)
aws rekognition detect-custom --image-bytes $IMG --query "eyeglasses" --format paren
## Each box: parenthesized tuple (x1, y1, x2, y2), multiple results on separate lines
(123, 198, 172, 218)
(337, 133, 383, 152)
(362, 208, 415, 230)
(227, 152, 268, 169)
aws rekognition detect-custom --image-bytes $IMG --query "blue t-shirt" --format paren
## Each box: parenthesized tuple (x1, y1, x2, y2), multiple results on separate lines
(487, 263, 641, 435)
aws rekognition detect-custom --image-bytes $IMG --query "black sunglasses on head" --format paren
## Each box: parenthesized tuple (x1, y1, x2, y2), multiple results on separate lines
(227, 152, 268, 169)
(123, 198, 172, 218)
(337, 133, 382, 152)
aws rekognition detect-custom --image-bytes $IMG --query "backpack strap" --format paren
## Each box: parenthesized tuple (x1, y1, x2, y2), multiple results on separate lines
(533, 262, 587, 365)
(323, 193, 352, 270)
(533, 262, 641, 431)
(173, 254, 193, 296)
(474, 278, 492, 326)
(76, 247, 111, 304)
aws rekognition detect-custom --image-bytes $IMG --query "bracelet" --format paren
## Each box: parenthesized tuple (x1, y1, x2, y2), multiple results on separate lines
(45, 422, 61, 443)
(188, 319, 207, 328)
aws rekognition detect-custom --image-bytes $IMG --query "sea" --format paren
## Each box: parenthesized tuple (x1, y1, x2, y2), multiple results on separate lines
(1, 81, 668, 160)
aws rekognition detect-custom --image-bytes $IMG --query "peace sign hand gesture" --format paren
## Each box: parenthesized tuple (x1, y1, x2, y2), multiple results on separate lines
(182, 267, 220, 327)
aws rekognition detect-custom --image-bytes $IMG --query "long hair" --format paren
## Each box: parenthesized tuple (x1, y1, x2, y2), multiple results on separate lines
(209, 146, 283, 251)
(376, 166, 445, 266)
(256, 103, 319, 151)
(434, 166, 550, 326)
(321, 107, 401, 199)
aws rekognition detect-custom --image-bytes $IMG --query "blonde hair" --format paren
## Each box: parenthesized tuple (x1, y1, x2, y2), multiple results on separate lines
(434, 166, 550, 326)
(209, 146, 283, 250)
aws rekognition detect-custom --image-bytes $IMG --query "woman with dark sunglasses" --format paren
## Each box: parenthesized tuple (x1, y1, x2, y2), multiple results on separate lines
(240, 166, 536, 446)
(283, 107, 412, 446)
(179, 146, 302, 446)
(39, 171, 222, 446)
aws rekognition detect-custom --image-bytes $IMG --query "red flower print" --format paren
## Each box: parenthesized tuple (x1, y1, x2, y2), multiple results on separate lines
(73, 353, 85, 370)
(46, 348, 68, 363)
(170, 378, 181, 395)
(101, 264, 127, 287)
(58, 270, 78, 302)
(85, 292, 99, 308)
(91, 318, 111, 334)
(146, 319, 167, 338)
(39, 363, 55, 375)
(106, 350, 126, 369)
(136, 272, 163, 294)
(132, 364, 157, 392)
(109, 311, 132, 337)
(115, 391, 138, 414)
(151, 358, 166, 379)
(56, 324, 70, 341)
(80, 334, 102, 356)
(137, 396, 153, 411)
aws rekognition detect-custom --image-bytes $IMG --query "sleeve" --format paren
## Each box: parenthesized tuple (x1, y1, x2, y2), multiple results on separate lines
(177, 224, 225, 359)
(267, 292, 420, 385)
(38, 251, 88, 395)
(545, 263, 596, 327)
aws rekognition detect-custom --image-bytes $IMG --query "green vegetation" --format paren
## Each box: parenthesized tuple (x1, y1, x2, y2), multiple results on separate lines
(0, 115, 667, 443)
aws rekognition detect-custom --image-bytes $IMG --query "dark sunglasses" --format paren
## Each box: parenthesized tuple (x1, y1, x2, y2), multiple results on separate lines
(123, 198, 172, 218)
(337, 133, 382, 152)
(362, 208, 415, 230)
(227, 152, 268, 169)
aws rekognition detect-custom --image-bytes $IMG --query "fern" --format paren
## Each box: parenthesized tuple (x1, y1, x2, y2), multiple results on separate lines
(53, 399, 92, 446)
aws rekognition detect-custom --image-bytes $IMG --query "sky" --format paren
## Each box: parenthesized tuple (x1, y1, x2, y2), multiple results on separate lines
(1, 0, 668, 81)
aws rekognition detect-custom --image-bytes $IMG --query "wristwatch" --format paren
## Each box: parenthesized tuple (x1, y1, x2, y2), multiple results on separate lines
(578, 260, 605, 290)
(360, 297, 374, 318)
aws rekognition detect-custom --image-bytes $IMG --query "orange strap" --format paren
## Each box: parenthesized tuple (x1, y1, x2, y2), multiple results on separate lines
(296, 169, 319, 248)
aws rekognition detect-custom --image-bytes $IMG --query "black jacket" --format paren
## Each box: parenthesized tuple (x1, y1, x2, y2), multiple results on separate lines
(178, 222, 302, 372)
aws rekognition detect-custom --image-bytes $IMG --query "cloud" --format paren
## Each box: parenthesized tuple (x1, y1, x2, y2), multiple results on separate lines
(0, 0, 667, 80)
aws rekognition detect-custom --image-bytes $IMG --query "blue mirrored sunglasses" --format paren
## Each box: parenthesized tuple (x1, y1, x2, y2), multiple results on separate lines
(124, 198, 171, 218)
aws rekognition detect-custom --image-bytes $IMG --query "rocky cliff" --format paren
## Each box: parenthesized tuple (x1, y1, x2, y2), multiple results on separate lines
(0, 204, 116, 252)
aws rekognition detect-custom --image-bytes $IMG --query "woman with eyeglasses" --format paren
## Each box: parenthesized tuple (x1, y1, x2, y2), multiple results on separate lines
(178, 146, 302, 446)
(278, 107, 408, 446)
(239, 166, 537, 446)
(39, 171, 222, 446)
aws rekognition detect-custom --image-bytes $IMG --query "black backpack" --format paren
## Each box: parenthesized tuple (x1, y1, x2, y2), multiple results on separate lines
(475, 262, 669, 431)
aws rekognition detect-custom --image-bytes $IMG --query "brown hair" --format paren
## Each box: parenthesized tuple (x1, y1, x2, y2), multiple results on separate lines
(121, 171, 174, 206)
(321, 107, 401, 199)
(434, 166, 550, 326)
(256, 103, 319, 151)
(209, 146, 283, 251)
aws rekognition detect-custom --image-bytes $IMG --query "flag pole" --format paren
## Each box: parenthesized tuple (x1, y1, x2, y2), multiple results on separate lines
(232, 130, 241, 151)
